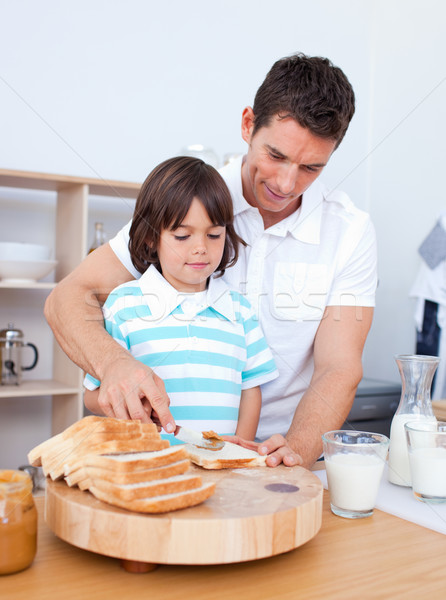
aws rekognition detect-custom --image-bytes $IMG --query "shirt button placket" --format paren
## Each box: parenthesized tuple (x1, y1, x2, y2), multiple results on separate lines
(246, 235, 268, 313)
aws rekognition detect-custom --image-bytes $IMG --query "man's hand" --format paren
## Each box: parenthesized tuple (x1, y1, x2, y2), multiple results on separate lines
(225, 434, 302, 468)
(96, 355, 175, 432)
(257, 434, 303, 467)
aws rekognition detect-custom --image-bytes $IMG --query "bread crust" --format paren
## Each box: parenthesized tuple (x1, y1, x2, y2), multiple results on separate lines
(28, 416, 158, 467)
(188, 457, 266, 469)
(60, 438, 170, 477)
(89, 481, 216, 513)
(92, 473, 203, 501)
(66, 458, 191, 488)
(84, 446, 188, 472)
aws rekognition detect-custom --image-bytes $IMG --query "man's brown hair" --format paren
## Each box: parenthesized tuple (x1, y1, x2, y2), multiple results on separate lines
(252, 53, 355, 148)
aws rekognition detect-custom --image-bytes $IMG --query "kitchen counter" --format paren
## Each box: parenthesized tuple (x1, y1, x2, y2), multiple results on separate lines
(3, 486, 445, 599)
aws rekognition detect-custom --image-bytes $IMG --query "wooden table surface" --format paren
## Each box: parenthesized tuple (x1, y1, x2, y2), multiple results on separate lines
(3, 486, 445, 599)
(433, 399, 446, 421)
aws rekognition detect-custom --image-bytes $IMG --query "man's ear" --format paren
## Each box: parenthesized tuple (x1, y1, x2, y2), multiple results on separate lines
(241, 106, 255, 144)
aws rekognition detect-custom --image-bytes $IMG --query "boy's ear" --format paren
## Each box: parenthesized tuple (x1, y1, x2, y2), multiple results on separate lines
(143, 238, 157, 260)
(144, 235, 154, 249)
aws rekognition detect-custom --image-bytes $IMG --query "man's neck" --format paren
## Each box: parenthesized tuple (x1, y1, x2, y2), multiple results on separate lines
(260, 199, 302, 229)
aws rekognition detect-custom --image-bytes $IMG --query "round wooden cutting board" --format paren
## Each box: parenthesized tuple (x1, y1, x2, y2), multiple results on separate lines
(45, 465, 323, 567)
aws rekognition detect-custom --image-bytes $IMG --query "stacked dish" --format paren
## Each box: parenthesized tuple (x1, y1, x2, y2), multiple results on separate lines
(0, 242, 57, 283)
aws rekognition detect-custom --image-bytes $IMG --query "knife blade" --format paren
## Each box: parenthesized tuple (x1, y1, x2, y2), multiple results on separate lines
(174, 426, 225, 450)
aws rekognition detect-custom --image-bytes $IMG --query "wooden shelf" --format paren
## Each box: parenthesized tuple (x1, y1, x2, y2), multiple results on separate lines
(0, 167, 139, 435)
(0, 281, 57, 290)
(0, 168, 140, 198)
(0, 380, 81, 398)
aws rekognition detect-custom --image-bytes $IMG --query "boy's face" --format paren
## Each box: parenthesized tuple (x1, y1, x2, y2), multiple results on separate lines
(241, 108, 336, 226)
(157, 197, 226, 292)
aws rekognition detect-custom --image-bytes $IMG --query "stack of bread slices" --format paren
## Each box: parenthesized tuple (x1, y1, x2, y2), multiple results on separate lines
(28, 416, 215, 513)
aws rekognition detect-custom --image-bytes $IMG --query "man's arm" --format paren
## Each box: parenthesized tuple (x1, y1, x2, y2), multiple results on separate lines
(44, 243, 174, 429)
(259, 305, 374, 468)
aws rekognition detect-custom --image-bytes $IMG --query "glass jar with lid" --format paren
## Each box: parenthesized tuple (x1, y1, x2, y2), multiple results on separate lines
(0, 470, 37, 575)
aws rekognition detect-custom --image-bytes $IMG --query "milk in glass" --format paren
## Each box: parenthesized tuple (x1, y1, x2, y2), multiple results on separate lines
(325, 452, 385, 512)
(409, 447, 446, 498)
(388, 414, 437, 486)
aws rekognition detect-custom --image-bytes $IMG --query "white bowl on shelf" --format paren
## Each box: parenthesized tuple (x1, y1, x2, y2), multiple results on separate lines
(0, 259, 57, 283)
(0, 242, 51, 262)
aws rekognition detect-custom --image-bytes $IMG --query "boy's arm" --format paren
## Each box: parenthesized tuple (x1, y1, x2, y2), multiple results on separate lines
(235, 386, 262, 441)
(84, 388, 101, 414)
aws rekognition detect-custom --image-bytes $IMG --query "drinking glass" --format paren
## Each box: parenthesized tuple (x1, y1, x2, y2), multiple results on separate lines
(405, 420, 446, 503)
(322, 430, 389, 519)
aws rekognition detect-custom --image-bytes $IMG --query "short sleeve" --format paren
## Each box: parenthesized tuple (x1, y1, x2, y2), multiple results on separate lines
(108, 220, 141, 279)
(239, 298, 279, 390)
(326, 215, 377, 307)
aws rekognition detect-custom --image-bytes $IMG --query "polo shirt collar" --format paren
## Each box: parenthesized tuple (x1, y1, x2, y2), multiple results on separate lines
(207, 275, 236, 321)
(138, 265, 235, 322)
(138, 266, 181, 319)
(220, 155, 254, 218)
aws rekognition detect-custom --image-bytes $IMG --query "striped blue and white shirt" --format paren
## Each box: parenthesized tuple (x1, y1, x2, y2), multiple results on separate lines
(84, 265, 278, 441)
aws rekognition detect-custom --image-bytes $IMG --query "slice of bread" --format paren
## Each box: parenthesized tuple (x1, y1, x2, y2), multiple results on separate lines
(27, 414, 168, 480)
(184, 440, 267, 469)
(66, 459, 191, 489)
(60, 437, 170, 479)
(27, 431, 64, 467)
(91, 473, 203, 501)
(28, 416, 158, 467)
(83, 446, 187, 472)
(89, 481, 216, 513)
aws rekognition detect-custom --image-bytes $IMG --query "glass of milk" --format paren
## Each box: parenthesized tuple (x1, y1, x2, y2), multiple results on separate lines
(322, 430, 389, 519)
(405, 420, 446, 503)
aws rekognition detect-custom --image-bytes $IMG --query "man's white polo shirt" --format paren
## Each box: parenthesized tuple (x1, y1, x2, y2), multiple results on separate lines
(109, 156, 377, 440)
(219, 157, 377, 440)
(84, 266, 278, 439)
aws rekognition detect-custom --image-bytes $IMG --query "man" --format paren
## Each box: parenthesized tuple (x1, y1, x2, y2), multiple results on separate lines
(45, 53, 377, 468)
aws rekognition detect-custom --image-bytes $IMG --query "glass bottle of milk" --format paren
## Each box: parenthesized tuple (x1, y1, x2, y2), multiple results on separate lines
(388, 354, 439, 486)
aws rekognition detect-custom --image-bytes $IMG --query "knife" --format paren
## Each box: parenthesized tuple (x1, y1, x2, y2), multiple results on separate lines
(174, 426, 225, 450)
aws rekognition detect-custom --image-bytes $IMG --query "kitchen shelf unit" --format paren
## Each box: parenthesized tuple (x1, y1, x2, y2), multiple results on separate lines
(0, 168, 140, 434)
(0, 281, 56, 290)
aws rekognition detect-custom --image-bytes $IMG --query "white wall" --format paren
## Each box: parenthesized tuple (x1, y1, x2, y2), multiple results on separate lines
(1, 0, 445, 465)
(0, 0, 372, 184)
(364, 0, 446, 380)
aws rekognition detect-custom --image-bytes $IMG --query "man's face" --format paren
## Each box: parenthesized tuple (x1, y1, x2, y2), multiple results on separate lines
(241, 108, 337, 226)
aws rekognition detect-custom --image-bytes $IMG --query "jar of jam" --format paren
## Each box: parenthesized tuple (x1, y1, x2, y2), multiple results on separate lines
(0, 470, 37, 575)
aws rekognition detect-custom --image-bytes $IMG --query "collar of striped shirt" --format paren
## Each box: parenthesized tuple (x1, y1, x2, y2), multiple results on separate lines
(138, 265, 237, 323)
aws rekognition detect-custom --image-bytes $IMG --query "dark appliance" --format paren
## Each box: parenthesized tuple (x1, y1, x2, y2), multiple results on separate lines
(342, 377, 401, 437)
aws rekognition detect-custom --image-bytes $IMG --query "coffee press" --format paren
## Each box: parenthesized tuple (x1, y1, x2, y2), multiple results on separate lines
(0, 324, 39, 385)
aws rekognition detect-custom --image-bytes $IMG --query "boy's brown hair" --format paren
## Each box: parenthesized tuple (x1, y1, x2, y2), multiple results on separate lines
(129, 156, 244, 277)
